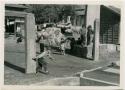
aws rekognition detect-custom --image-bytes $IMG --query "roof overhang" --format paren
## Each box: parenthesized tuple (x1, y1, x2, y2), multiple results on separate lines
(5, 4, 28, 9)
(101, 5, 120, 16)
(5, 10, 27, 17)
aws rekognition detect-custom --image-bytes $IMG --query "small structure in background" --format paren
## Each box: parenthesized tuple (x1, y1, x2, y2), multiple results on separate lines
(5, 4, 36, 73)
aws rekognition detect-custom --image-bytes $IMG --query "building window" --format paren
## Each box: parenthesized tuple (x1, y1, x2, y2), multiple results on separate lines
(76, 15, 85, 26)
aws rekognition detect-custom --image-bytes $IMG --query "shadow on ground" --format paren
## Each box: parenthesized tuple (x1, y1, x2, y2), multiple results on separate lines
(4, 61, 25, 73)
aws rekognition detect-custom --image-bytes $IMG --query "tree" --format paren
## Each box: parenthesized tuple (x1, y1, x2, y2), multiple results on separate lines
(25, 4, 75, 24)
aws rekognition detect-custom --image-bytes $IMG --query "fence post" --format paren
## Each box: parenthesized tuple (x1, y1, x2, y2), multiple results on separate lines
(93, 19, 100, 61)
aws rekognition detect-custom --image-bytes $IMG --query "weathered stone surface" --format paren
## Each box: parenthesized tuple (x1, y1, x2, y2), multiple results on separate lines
(25, 13, 36, 73)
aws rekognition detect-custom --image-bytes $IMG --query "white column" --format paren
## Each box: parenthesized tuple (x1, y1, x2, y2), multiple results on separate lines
(86, 5, 100, 29)
(93, 19, 100, 61)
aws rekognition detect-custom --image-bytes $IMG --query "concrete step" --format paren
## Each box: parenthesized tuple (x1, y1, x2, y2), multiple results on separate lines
(31, 77, 80, 86)
(102, 67, 119, 74)
(80, 76, 118, 86)
(83, 69, 119, 85)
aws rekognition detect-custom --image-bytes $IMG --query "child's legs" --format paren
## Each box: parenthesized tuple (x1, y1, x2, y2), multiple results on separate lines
(63, 50, 65, 55)
(42, 61, 48, 72)
(37, 58, 44, 71)
(39, 63, 43, 69)
(61, 49, 65, 55)
(36, 61, 43, 72)
(43, 64, 47, 71)
(62, 46, 65, 54)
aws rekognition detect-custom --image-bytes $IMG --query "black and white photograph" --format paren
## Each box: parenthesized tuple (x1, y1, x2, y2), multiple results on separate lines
(4, 4, 121, 86)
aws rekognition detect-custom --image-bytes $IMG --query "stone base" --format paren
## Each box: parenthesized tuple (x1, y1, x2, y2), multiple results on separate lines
(100, 44, 120, 52)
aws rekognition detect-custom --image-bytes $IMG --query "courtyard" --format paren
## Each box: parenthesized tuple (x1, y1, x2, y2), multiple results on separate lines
(4, 37, 120, 85)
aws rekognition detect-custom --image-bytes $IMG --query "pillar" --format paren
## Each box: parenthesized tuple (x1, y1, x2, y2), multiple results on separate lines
(93, 19, 100, 61)
(86, 5, 100, 29)
(67, 16, 71, 23)
(25, 13, 36, 73)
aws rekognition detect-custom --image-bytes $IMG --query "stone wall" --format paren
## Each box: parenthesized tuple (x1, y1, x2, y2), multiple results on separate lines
(69, 44, 119, 59)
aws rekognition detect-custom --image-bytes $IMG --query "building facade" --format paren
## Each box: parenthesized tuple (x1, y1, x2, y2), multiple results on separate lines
(73, 5, 120, 45)
(100, 5, 120, 44)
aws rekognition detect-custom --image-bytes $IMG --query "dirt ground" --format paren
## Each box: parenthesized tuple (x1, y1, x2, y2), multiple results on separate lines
(4, 37, 120, 85)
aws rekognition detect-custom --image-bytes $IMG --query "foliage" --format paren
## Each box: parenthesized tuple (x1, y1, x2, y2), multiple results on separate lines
(25, 4, 75, 24)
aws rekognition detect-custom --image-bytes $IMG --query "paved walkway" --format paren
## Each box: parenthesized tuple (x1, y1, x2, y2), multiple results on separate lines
(4, 38, 120, 85)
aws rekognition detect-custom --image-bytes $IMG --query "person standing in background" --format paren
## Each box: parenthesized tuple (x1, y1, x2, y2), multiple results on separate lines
(80, 24, 87, 47)
(80, 25, 87, 58)
(87, 25, 94, 46)
(87, 25, 94, 59)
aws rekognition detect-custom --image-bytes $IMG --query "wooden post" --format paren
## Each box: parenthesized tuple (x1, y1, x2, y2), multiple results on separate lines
(93, 19, 100, 61)
(25, 13, 36, 73)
